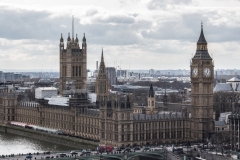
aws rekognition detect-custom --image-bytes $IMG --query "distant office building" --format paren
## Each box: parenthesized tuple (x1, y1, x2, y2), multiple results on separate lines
(14, 74, 22, 80)
(3, 72, 14, 81)
(106, 67, 116, 85)
(149, 69, 154, 75)
(117, 70, 127, 77)
(86, 78, 96, 93)
(35, 87, 58, 99)
(0, 71, 3, 82)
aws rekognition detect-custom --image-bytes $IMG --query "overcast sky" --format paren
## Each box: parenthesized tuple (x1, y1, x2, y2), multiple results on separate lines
(0, 0, 240, 72)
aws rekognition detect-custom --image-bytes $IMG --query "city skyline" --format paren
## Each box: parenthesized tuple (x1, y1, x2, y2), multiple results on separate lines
(0, 0, 240, 71)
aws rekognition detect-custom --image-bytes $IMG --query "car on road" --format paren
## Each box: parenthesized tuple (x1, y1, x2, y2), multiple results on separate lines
(143, 147, 151, 152)
(124, 147, 132, 153)
(134, 147, 141, 152)
(101, 152, 108, 155)
(26, 155, 32, 159)
(80, 151, 91, 156)
(70, 151, 78, 155)
(150, 147, 162, 151)
(59, 153, 67, 157)
(81, 149, 87, 153)
(115, 148, 122, 153)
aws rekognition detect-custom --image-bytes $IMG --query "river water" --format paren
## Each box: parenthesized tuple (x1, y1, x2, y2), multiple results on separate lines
(0, 132, 78, 155)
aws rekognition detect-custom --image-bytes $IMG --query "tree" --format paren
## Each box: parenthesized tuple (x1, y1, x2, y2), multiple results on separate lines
(28, 91, 35, 101)
(17, 93, 25, 102)
(168, 92, 182, 103)
(213, 91, 240, 120)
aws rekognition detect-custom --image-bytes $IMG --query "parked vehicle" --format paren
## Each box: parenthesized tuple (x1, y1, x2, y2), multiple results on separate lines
(59, 153, 67, 157)
(98, 146, 114, 153)
(26, 155, 32, 159)
(80, 151, 91, 156)
(134, 147, 141, 152)
(143, 147, 150, 152)
(150, 147, 162, 151)
(70, 151, 78, 155)
(115, 148, 122, 153)
(44, 151, 50, 154)
(124, 147, 132, 153)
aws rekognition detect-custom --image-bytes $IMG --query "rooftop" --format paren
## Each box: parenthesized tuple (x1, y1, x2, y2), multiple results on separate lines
(215, 121, 226, 127)
(227, 77, 240, 82)
(213, 83, 233, 92)
(36, 87, 57, 91)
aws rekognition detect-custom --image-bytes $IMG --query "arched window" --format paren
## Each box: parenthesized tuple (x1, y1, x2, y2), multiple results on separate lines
(72, 66, 75, 76)
(76, 66, 78, 77)
(121, 113, 124, 120)
(79, 66, 81, 76)
(127, 113, 130, 120)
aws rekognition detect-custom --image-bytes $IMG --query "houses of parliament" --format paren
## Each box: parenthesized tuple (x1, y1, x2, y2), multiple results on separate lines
(0, 22, 215, 147)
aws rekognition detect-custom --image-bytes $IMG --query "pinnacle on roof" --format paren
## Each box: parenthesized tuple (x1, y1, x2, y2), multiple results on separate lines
(75, 34, 79, 43)
(60, 33, 63, 42)
(98, 49, 106, 74)
(163, 88, 167, 103)
(67, 33, 71, 41)
(149, 84, 154, 97)
(197, 21, 207, 44)
(101, 48, 104, 63)
(82, 33, 86, 42)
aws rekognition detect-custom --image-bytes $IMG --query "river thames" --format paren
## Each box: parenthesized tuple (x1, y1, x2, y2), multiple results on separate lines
(0, 132, 78, 155)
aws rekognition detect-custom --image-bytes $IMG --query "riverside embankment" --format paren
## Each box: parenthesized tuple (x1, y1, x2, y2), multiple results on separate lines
(0, 124, 98, 150)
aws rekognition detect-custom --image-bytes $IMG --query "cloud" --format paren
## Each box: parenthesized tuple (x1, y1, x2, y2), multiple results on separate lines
(147, 0, 194, 10)
(0, 1, 239, 70)
(94, 13, 135, 24)
(60, 24, 66, 28)
(0, 6, 70, 40)
(85, 8, 98, 16)
(0, 38, 59, 70)
(139, 10, 240, 43)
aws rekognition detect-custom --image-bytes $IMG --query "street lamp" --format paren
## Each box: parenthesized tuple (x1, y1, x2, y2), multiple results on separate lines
(186, 141, 190, 158)
(230, 96, 232, 112)
(124, 152, 127, 160)
(202, 131, 204, 149)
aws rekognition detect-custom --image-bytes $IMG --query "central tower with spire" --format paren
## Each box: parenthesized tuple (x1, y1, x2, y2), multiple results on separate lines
(95, 49, 109, 103)
(59, 17, 87, 95)
(190, 22, 214, 142)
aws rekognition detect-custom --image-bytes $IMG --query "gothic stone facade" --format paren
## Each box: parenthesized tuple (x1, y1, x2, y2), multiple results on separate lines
(0, 91, 190, 147)
(59, 33, 87, 95)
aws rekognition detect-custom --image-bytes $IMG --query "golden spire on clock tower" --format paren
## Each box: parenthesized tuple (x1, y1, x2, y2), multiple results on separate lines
(193, 22, 212, 59)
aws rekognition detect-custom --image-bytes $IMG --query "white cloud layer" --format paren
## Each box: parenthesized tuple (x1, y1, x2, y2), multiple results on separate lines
(0, 0, 239, 71)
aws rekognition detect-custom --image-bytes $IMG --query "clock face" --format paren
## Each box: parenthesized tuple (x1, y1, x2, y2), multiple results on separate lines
(204, 68, 211, 77)
(192, 68, 198, 77)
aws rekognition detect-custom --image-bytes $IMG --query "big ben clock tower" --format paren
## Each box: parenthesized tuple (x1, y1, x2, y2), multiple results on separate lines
(191, 22, 214, 142)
